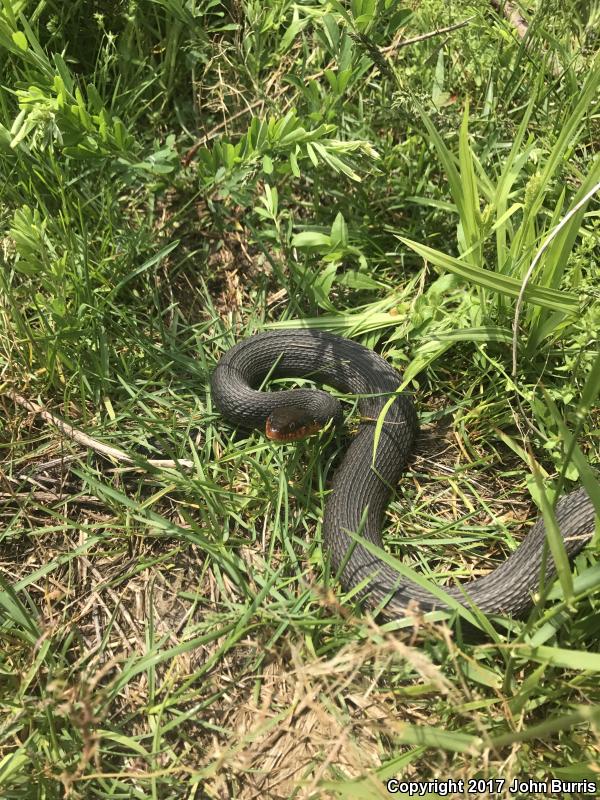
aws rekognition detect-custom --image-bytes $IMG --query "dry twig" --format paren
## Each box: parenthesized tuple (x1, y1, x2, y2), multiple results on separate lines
(7, 392, 195, 471)
(389, 16, 475, 50)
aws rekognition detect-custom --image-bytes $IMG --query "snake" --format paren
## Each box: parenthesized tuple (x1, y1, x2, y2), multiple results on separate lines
(211, 329, 597, 619)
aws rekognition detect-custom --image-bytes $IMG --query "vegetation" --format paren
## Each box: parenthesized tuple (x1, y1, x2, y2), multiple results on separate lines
(0, 0, 599, 797)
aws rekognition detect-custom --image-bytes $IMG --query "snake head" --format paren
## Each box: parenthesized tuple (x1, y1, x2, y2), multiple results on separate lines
(265, 407, 323, 442)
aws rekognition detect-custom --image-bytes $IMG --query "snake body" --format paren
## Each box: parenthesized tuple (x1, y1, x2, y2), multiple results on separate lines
(211, 329, 597, 618)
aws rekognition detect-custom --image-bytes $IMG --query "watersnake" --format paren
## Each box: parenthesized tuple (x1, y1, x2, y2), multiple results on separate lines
(211, 329, 597, 619)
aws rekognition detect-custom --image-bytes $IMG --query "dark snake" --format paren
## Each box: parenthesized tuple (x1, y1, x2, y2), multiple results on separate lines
(211, 329, 597, 619)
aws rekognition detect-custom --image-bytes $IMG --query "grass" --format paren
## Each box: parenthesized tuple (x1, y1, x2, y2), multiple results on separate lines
(1, 0, 599, 797)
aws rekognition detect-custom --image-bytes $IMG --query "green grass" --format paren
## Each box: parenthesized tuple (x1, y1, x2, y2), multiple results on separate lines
(1, 0, 599, 797)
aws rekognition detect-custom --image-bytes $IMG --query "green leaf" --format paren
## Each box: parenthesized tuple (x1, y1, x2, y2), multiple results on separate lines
(415, 102, 466, 227)
(336, 68, 352, 94)
(279, 127, 309, 145)
(324, 68, 338, 92)
(292, 231, 331, 248)
(431, 49, 448, 107)
(336, 270, 384, 290)
(399, 237, 579, 313)
(392, 724, 482, 753)
(0, 747, 30, 788)
(322, 13, 340, 50)
(305, 141, 319, 167)
(262, 153, 273, 174)
(330, 212, 348, 247)
(279, 7, 306, 52)
(312, 263, 338, 307)
(458, 100, 482, 264)
(423, 326, 513, 344)
(266, 311, 409, 336)
(512, 644, 600, 671)
(289, 150, 300, 177)
(11, 30, 28, 50)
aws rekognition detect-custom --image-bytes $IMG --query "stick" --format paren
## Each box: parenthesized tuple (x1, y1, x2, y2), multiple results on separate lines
(8, 392, 195, 471)
(390, 16, 475, 50)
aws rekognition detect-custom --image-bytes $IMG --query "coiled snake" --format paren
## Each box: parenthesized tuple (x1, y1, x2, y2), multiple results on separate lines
(211, 329, 597, 619)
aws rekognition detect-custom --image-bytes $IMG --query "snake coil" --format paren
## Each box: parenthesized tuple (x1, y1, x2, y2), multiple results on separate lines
(211, 329, 597, 619)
